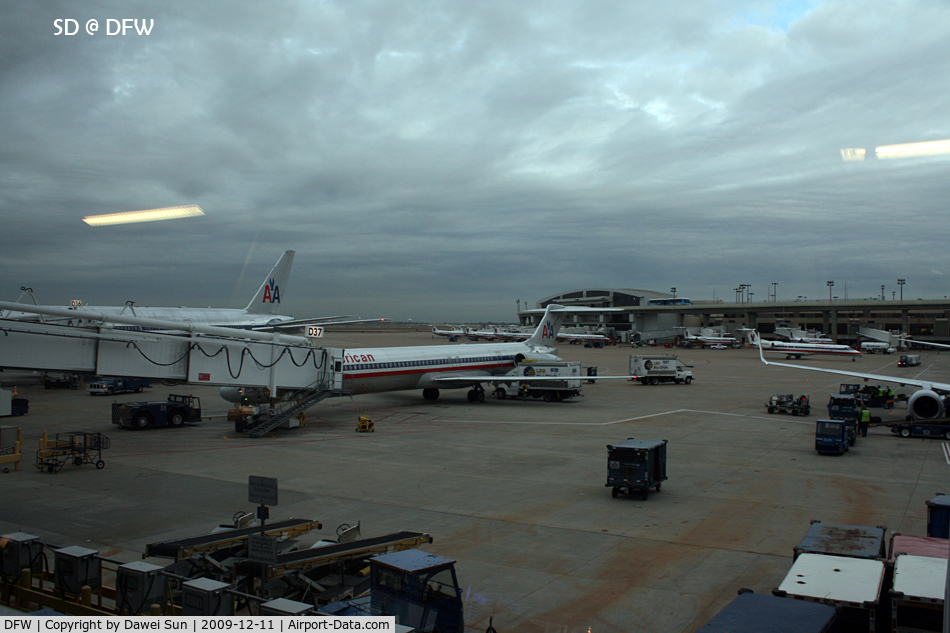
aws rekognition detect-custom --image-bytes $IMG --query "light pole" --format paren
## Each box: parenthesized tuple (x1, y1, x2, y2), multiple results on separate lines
(898, 278, 905, 301)
(881, 285, 885, 300)
(670, 287, 676, 300)
(827, 281, 834, 302)
(772, 282, 778, 303)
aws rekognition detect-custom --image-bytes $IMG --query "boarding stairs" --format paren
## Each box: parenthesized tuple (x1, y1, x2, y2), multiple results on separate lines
(246, 379, 338, 437)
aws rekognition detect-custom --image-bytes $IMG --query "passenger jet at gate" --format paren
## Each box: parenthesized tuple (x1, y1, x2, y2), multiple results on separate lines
(328, 304, 624, 403)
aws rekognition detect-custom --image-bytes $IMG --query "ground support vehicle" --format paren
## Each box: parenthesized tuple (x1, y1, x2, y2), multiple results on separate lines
(319, 549, 464, 632)
(629, 355, 693, 385)
(87, 377, 149, 396)
(0, 389, 28, 417)
(815, 420, 849, 455)
(826, 394, 861, 445)
(606, 438, 668, 500)
(112, 394, 201, 429)
(793, 521, 886, 560)
(898, 354, 921, 367)
(493, 361, 583, 402)
(891, 419, 950, 440)
(766, 394, 810, 416)
(35, 431, 110, 473)
(855, 385, 896, 409)
(43, 372, 79, 389)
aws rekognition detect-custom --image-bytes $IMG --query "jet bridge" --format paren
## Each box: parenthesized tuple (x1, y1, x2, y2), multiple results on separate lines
(0, 311, 345, 397)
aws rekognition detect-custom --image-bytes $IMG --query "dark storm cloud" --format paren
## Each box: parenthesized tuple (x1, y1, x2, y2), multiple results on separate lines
(1, 1, 949, 321)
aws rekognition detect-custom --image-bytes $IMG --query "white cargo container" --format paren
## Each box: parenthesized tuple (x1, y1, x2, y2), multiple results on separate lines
(629, 355, 693, 385)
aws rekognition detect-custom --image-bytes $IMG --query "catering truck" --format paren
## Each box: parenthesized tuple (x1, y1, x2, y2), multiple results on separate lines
(492, 361, 583, 402)
(628, 355, 693, 385)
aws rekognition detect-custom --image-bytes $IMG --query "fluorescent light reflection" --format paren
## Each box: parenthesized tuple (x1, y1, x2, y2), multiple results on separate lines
(876, 139, 950, 160)
(83, 205, 205, 226)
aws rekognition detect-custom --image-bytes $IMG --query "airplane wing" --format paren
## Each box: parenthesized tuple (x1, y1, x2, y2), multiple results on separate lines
(902, 337, 950, 351)
(757, 339, 950, 393)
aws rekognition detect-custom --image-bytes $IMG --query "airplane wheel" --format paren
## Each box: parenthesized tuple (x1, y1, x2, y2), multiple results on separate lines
(477, 390, 485, 402)
(466, 390, 475, 402)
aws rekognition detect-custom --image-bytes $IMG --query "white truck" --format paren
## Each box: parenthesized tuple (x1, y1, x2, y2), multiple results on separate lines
(629, 355, 693, 385)
(493, 361, 583, 402)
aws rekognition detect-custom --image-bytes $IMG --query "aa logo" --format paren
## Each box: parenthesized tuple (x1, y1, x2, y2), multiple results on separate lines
(541, 320, 554, 339)
(262, 278, 281, 303)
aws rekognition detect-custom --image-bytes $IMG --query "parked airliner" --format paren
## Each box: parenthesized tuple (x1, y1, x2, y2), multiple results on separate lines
(743, 330, 861, 360)
(332, 304, 625, 403)
(1, 251, 380, 332)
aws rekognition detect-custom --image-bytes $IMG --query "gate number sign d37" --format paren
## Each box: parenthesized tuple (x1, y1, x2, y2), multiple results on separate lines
(307, 326, 324, 338)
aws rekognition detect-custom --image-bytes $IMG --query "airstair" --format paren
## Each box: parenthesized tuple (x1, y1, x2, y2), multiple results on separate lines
(244, 379, 343, 437)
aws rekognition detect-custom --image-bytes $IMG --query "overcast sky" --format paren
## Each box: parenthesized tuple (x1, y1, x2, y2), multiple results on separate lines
(2, 1, 949, 322)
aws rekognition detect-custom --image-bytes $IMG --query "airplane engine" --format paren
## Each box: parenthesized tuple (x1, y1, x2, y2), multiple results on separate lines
(220, 386, 271, 405)
(515, 352, 561, 364)
(907, 389, 945, 420)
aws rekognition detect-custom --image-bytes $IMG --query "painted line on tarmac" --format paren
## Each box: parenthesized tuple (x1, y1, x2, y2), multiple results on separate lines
(441, 409, 809, 427)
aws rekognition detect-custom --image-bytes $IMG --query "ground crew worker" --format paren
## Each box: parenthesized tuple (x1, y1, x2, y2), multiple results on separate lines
(521, 384, 529, 400)
(858, 406, 871, 437)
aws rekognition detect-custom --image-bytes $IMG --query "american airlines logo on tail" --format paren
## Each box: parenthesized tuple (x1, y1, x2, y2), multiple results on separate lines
(541, 319, 554, 339)
(261, 278, 281, 304)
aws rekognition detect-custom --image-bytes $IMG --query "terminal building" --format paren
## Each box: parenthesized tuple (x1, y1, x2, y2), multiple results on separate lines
(519, 288, 950, 346)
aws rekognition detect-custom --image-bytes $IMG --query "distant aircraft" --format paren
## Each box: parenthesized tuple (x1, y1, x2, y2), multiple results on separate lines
(431, 326, 466, 342)
(0, 251, 381, 332)
(678, 328, 739, 347)
(743, 330, 861, 361)
(757, 339, 950, 420)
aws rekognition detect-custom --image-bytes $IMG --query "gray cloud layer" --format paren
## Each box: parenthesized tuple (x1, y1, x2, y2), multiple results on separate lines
(2, 1, 949, 321)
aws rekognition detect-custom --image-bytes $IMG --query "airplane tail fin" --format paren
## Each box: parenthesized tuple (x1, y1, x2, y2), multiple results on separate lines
(245, 250, 295, 314)
(525, 304, 566, 348)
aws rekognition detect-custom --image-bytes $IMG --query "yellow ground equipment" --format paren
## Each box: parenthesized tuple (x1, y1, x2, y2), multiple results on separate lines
(356, 416, 374, 433)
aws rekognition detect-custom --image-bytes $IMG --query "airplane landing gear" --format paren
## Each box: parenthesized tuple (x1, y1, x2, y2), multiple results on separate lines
(467, 388, 485, 403)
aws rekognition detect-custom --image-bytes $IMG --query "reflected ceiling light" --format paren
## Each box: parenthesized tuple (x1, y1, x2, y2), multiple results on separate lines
(876, 139, 950, 160)
(82, 204, 205, 226)
(840, 148, 866, 162)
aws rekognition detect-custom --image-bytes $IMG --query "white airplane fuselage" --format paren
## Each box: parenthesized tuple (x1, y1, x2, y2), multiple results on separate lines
(339, 342, 534, 395)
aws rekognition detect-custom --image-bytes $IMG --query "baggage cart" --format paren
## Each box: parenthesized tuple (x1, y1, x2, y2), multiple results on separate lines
(606, 438, 667, 500)
(35, 432, 110, 473)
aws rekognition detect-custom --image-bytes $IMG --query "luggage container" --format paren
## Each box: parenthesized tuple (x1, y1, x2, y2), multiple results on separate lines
(925, 494, 950, 539)
(774, 553, 886, 633)
(794, 521, 886, 560)
(890, 554, 946, 633)
(697, 590, 837, 633)
(888, 533, 949, 561)
(606, 438, 667, 500)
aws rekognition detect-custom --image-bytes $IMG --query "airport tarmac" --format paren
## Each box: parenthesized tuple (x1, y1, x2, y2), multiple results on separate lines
(1, 332, 948, 632)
